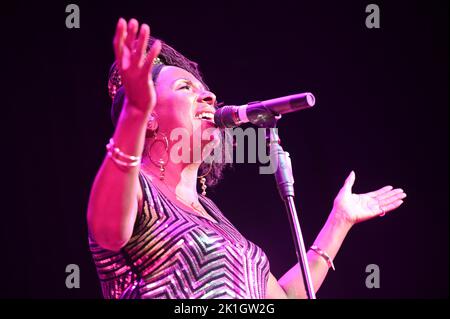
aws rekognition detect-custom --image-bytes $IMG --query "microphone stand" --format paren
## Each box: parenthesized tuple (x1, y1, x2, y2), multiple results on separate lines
(263, 118, 316, 299)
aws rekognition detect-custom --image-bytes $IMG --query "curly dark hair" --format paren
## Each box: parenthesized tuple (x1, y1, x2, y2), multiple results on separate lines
(108, 36, 229, 187)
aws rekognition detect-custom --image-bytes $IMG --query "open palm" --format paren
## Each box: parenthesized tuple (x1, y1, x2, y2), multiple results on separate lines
(333, 171, 407, 225)
(113, 18, 161, 113)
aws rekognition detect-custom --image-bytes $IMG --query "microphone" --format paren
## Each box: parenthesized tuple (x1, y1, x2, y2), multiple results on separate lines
(214, 92, 315, 128)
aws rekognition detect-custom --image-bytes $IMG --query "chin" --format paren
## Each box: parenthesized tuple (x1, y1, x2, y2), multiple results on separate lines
(200, 132, 221, 161)
(200, 119, 218, 129)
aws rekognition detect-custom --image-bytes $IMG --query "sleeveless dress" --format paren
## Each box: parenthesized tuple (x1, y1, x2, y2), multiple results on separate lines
(89, 172, 270, 299)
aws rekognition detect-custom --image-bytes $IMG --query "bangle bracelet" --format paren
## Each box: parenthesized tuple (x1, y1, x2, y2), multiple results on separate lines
(107, 151, 140, 168)
(106, 138, 141, 162)
(310, 245, 335, 271)
(106, 138, 141, 170)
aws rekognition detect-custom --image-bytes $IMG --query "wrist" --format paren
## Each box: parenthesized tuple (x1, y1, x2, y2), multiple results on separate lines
(113, 98, 151, 151)
(328, 208, 354, 231)
(121, 99, 151, 123)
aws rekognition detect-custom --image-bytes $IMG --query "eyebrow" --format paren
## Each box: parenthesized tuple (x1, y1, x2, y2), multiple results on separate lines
(174, 78, 206, 92)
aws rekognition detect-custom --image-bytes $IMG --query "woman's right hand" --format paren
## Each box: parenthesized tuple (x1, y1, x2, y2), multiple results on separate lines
(113, 18, 161, 114)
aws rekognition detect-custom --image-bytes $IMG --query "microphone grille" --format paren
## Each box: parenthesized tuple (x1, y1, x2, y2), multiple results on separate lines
(214, 105, 238, 128)
(306, 93, 315, 107)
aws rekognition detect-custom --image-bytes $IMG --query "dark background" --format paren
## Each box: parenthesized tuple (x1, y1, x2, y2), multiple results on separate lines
(0, 0, 448, 298)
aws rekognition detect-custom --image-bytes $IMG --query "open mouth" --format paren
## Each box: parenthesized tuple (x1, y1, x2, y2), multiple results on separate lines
(194, 112, 215, 122)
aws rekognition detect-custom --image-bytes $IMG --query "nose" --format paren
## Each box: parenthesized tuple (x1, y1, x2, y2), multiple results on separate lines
(198, 90, 216, 107)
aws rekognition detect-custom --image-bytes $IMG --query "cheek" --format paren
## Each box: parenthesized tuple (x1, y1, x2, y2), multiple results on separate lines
(159, 112, 194, 137)
(155, 90, 195, 131)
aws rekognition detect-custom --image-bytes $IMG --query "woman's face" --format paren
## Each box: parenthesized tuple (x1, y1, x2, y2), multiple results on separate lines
(153, 66, 220, 163)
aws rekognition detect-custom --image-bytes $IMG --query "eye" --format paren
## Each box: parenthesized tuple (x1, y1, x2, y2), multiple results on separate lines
(179, 83, 192, 90)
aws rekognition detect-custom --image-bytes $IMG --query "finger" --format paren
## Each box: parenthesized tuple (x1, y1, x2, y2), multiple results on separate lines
(342, 170, 356, 193)
(366, 185, 393, 198)
(381, 199, 404, 213)
(125, 19, 139, 53)
(379, 191, 407, 206)
(133, 23, 150, 67)
(143, 39, 162, 75)
(377, 188, 405, 201)
(113, 18, 127, 68)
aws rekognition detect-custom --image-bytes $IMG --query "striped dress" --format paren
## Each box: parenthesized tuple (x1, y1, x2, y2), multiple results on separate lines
(89, 172, 270, 299)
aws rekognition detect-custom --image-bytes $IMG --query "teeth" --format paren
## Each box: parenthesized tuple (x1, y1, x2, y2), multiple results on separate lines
(195, 112, 214, 120)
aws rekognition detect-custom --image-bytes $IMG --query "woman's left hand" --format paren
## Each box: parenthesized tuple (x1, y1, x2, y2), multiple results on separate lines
(332, 171, 407, 226)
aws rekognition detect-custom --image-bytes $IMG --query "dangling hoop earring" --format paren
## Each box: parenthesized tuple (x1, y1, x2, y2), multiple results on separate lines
(148, 132, 169, 180)
(198, 162, 213, 196)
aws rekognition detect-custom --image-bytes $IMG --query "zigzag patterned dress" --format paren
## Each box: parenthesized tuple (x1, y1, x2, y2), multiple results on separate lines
(89, 172, 270, 299)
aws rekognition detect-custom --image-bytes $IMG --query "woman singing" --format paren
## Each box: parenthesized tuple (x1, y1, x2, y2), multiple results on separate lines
(87, 18, 407, 299)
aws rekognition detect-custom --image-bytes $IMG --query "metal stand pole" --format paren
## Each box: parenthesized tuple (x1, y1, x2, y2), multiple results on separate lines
(267, 127, 316, 299)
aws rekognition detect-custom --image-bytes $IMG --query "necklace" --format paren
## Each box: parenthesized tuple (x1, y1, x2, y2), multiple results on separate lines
(175, 194, 218, 224)
(175, 195, 209, 217)
(142, 170, 215, 222)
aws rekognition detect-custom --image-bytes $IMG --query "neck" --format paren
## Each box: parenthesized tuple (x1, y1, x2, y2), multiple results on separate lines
(141, 159, 200, 202)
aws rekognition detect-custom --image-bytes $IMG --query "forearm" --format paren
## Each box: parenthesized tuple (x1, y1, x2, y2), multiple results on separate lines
(278, 209, 353, 298)
(87, 102, 149, 251)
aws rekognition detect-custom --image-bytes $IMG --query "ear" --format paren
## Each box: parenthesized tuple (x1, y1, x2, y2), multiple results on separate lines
(145, 112, 159, 137)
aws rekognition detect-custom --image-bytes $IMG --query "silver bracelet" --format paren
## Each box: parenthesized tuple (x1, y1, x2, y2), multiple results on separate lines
(106, 138, 141, 169)
(310, 245, 335, 271)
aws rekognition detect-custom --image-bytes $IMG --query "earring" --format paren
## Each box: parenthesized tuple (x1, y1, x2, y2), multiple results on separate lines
(198, 162, 213, 196)
(148, 132, 169, 180)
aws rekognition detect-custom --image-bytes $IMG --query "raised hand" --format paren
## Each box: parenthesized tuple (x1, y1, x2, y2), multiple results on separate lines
(332, 171, 407, 225)
(113, 18, 161, 113)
